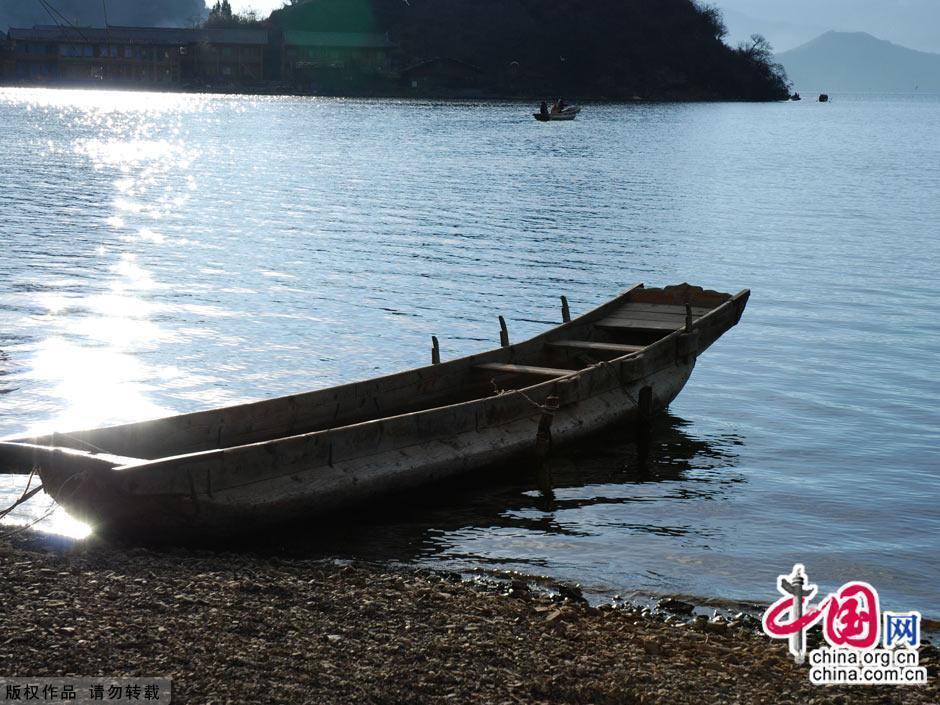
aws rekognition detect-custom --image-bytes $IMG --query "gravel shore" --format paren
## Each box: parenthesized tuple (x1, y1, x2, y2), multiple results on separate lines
(0, 533, 935, 704)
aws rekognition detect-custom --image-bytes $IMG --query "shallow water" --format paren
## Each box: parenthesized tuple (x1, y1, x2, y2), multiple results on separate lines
(1, 88, 937, 616)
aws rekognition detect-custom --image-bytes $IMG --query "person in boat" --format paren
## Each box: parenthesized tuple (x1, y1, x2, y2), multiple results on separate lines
(550, 99, 560, 114)
(540, 101, 548, 117)
(558, 98, 566, 112)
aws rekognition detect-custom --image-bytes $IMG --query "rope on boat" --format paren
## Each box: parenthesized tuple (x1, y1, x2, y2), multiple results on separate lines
(0, 469, 87, 537)
(592, 359, 641, 409)
(488, 360, 643, 413)
(488, 380, 558, 414)
(516, 389, 557, 414)
(0, 501, 57, 538)
(0, 467, 45, 521)
(0, 485, 45, 520)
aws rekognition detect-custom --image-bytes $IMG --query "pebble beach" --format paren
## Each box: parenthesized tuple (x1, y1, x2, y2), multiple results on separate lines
(1, 533, 935, 704)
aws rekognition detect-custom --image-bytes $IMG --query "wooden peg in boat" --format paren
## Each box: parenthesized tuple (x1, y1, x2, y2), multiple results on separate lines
(685, 303, 693, 332)
(499, 316, 509, 347)
(636, 386, 653, 464)
(536, 395, 560, 458)
(561, 296, 571, 323)
(431, 336, 440, 365)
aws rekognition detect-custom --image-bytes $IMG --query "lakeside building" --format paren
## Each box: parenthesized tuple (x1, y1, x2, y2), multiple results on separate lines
(280, 31, 394, 90)
(190, 28, 267, 85)
(400, 57, 484, 95)
(6, 25, 266, 87)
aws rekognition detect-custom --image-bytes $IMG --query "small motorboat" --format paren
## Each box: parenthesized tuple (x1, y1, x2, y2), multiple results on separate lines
(0, 283, 748, 538)
(534, 106, 581, 122)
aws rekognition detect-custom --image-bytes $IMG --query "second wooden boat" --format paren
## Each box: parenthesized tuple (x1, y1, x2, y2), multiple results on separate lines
(0, 283, 749, 537)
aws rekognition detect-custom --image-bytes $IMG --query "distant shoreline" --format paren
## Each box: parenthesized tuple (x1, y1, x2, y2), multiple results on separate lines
(0, 80, 792, 103)
(5, 83, 939, 101)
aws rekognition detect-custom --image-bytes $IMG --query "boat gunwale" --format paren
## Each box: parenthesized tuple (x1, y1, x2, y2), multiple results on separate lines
(7, 283, 648, 451)
(6, 284, 748, 494)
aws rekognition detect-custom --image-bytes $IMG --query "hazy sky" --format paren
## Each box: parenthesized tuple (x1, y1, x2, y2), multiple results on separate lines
(703, 1, 939, 53)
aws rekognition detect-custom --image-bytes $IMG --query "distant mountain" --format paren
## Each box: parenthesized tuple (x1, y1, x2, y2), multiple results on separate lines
(714, 0, 940, 54)
(777, 31, 940, 93)
(721, 8, 823, 54)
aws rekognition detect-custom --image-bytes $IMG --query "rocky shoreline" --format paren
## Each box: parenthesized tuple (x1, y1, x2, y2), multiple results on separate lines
(0, 533, 935, 704)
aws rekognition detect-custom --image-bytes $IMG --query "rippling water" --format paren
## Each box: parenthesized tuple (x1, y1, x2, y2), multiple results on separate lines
(1, 88, 937, 616)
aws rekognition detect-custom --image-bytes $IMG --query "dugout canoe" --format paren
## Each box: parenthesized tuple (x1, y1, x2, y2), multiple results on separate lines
(0, 283, 749, 537)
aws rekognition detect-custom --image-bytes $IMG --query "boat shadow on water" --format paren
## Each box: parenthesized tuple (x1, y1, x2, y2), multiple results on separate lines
(5, 409, 750, 618)
(237, 411, 746, 563)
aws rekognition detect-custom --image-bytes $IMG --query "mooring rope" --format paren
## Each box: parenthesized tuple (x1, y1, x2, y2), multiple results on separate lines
(0, 467, 45, 521)
(0, 500, 57, 537)
(594, 360, 643, 409)
(0, 469, 87, 537)
(488, 380, 557, 414)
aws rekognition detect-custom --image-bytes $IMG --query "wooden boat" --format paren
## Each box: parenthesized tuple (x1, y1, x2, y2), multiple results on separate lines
(0, 283, 748, 537)
(534, 106, 581, 121)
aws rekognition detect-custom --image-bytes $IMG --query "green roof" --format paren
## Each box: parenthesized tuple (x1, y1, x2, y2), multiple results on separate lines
(282, 31, 393, 49)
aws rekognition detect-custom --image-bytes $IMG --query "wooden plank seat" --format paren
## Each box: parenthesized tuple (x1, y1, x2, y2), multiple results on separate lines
(596, 301, 711, 334)
(595, 318, 685, 332)
(609, 302, 712, 317)
(473, 362, 576, 377)
(600, 303, 709, 328)
(602, 310, 698, 323)
(546, 340, 644, 354)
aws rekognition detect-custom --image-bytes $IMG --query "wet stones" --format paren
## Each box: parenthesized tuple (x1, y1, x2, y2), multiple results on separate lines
(657, 597, 695, 615)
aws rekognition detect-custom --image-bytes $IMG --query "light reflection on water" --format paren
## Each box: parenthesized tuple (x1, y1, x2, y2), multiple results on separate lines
(0, 88, 938, 616)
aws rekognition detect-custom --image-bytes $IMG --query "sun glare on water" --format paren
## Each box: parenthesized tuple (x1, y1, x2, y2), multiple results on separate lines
(0, 87, 220, 538)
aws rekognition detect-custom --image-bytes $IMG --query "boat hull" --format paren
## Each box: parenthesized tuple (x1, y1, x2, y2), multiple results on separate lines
(42, 360, 695, 536)
(3, 283, 748, 538)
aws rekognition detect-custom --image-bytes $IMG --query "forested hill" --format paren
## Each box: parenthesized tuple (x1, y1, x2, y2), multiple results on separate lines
(2, 0, 789, 100)
(357, 0, 790, 100)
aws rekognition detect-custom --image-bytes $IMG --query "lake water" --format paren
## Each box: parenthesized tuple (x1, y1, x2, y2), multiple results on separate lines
(1, 88, 938, 618)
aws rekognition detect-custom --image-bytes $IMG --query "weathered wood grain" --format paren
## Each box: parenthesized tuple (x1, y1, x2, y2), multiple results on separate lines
(474, 363, 576, 377)
(545, 340, 645, 353)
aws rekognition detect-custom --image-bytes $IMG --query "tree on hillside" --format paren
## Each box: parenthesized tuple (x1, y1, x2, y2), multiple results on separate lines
(374, 0, 789, 99)
(208, 1, 233, 23)
(738, 34, 774, 63)
(203, 0, 263, 27)
(736, 33, 789, 91)
(205, 0, 262, 27)
(696, 2, 728, 41)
